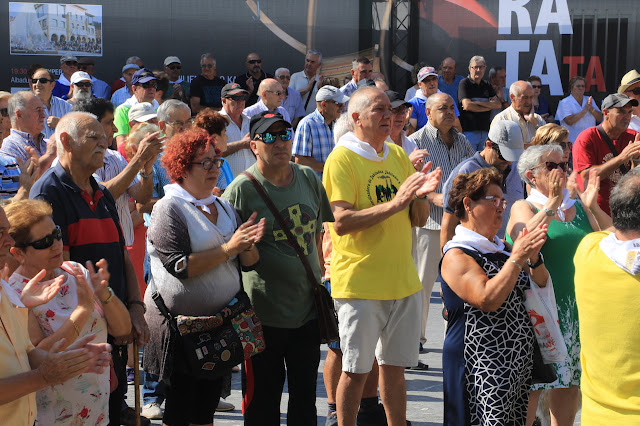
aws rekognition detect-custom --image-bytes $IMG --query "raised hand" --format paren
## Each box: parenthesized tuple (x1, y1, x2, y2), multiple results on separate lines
(19, 269, 65, 308)
(228, 212, 267, 253)
(393, 172, 429, 210)
(577, 168, 601, 211)
(83, 259, 110, 301)
(409, 149, 429, 172)
(415, 162, 443, 198)
(510, 224, 548, 265)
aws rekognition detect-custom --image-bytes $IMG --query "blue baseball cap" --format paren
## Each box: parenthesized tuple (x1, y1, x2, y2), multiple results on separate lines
(131, 68, 156, 85)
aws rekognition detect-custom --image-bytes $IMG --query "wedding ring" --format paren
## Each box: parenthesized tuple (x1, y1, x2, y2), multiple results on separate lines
(595, 186, 600, 190)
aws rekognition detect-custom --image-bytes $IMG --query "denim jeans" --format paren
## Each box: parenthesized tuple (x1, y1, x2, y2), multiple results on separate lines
(464, 130, 489, 152)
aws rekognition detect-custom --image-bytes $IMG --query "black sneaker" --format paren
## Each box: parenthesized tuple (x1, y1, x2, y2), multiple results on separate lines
(357, 402, 387, 426)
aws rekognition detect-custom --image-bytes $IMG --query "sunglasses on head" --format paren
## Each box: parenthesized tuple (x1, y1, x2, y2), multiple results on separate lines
(20, 225, 62, 250)
(32, 77, 53, 84)
(626, 87, 640, 96)
(0, 108, 8, 117)
(74, 82, 92, 88)
(259, 129, 293, 144)
(539, 161, 568, 172)
(191, 158, 224, 171)
(138, 81, 158, 89)
(247, 59, 262, 64)
(167, 65, 182, 70)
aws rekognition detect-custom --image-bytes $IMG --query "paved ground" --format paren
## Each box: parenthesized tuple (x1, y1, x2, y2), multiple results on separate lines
(126, 284, 581, 425)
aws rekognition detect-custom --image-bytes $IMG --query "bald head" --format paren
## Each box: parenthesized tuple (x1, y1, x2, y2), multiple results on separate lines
(55, 111, 97, 153)
(56, 111, 108, 175)
(509, 80, 534, 117)
(348, 87, 392, 147)
(441, 57, 457, 83)
(259, 78, 284, 110)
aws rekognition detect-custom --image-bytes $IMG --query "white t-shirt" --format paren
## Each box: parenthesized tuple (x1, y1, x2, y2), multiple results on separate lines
(290, 70, 319, 115)
(556, 95, 601, 142)
(629, 115, 640, 132)
(219, 109, 255, 178)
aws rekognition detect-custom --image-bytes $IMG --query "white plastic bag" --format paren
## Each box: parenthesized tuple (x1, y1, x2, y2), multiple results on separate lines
(523, 275, 568, 364)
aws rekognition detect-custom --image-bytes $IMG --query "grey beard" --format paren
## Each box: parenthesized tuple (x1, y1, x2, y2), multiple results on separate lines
(74, 90, 92, 101)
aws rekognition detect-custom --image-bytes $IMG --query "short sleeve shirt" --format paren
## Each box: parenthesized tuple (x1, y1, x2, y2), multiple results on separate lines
(0, 155, 21, 199)
(292, 109, 335, 179)
(409, 91, 460, 130)
(290, 71, 319, 115)
(43, 96, 71, 139)
(189, 75, 226, 109)
(572, 126, 636, 215)
(438, 74, 464, 105)
(282, 87, 306, 121)
(222, 162, 334, 328)
(322, 142, 422, 300)
(556, 95, 601, 142)
(457, 77, 496, 132)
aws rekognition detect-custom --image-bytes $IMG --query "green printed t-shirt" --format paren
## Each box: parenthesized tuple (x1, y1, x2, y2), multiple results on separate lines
(222, 162, 334, 328)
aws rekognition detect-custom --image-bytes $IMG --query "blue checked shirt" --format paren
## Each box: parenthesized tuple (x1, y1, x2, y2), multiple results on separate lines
(43, 96, 71, 139)
(110, 86, 132, 108)
(292, 109, 335, 179)
(1, 129, 47, 163)
(0, 154, 20, 199)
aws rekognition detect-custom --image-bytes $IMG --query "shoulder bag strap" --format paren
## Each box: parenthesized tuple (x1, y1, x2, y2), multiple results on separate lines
(596, 125, 629, 175)
(304, 79, 317, 110)
(147, 278, 177, 332)
(242, 171, 320, 288)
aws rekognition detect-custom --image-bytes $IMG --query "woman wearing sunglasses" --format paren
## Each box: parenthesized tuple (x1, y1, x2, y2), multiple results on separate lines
(144, 128, 264, 426)
(4, 199, 131, 425)
(440, 167, 550, 425)
(506, 144, 612, 426)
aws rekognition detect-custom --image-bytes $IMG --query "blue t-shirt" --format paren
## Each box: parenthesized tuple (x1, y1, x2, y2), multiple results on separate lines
(438, 75, 465, 105)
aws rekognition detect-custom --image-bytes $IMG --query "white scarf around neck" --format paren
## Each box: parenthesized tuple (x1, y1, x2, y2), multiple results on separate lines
(599, 233, 640, 275)
(336, 132, 389, 162)
(526, 188, 576, 222)
(443, 224, 511, 256)
(164, 183, 217, 214)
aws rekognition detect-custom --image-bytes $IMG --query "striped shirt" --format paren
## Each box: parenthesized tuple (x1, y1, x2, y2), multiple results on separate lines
(0, 155, 20, 199)
(92, 149, 139, 245)
(408, 122, 475, 230)
(1, 129, 47, 163)
(491, 106, 545, 145)
(110, 86, 133, 108)
(292, 109, 335, 179)
(43, 96, 71, 139)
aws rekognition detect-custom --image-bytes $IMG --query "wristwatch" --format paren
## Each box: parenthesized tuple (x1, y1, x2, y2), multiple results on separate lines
(527, 253, 545, 270)
(542, 207, 555, 217)
(100, 287, 115, 305)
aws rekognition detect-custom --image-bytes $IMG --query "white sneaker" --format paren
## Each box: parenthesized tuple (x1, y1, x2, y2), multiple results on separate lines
(141, 402, 163, 420)
(216, 400, 235, 412)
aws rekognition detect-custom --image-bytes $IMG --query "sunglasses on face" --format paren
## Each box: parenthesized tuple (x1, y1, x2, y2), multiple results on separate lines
(167, 65, 182, 71)
(247, 59, 262, 64)
(32, 77, 54, 84)
(626, 88, 640, 96)
(63, 61, 78, 66)
(21, 225, 62, 250)
(191, 158, 224, 171)
(481, 195, 508, 210)
(227, 95, 247, 102)
(539, 161, 568, 172)
(531, 85, 541, 89)
(0, 108, 8, 117)
(326, 100, 344, 108)
(259, 129, 293, 144)
(277, 75, 291, 81)
(201, 64, 215, 68)
(138, 82, 158, 89)
(74, 82, 92, 88)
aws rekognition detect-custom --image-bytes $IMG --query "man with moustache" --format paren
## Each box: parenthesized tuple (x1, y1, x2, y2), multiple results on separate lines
(408, 66, 461, 133)
(66, 71, 94, 106)
(236, 52, 273, 107)
(492, 80, 545, 146)
(162, 56, 190, 103)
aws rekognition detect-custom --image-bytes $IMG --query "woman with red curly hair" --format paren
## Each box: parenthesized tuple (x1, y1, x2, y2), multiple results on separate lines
(193, 108, 234, 193)
(143, 128, 265, 425)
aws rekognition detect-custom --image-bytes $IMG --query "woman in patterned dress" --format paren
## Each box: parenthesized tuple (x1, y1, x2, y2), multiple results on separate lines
(506, 145, 612, 425)
(440, 168, 550, 425)
(4, 200, 131, 425)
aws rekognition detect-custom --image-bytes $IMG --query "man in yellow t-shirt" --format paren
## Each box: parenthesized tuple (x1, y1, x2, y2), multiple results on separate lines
(323, 87, 442, 426)
(574, 168, 640, 425)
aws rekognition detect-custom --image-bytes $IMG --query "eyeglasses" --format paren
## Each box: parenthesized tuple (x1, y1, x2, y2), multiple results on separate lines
(191, 158, 224, 170)
(138, 82, 158, 89)
(539, 161, 568, 172)
(491, 142, 507, 161)
(0, 108, 8, 117)
(167, 65, 182, 71)
(74, 82, 92, 88)
(63, 61, 78, 66)
(168, 118, 194, 128)
(277, 75, 291, 81)
(481, 196, 508, 210)
(201, 64, 215, 68)
(259, 129, 293, 144)
(326, 100, 344, 108)
(555, 141, 572, 150)
(31, 78, 54, 84)
(531, 85, 542, 89)
(266, 90, 284, 96)
(20, 225, 62, 250)
(247, 59, 262, 64)
(227, 95, 247, 102)
(471, 65, 486, 70)
(625, 88, 640, 96)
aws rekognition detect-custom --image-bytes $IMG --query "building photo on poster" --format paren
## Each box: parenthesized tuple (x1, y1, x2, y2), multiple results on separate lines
(9, 2, 102, 56)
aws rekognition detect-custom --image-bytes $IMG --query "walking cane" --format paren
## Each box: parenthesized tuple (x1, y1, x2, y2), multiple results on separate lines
(133, 339, 141, 426)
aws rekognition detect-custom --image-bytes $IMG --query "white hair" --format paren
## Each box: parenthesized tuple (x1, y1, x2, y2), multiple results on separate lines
(517, 144, 563, 187)
(55, 112, 97, 157)
(469, 55, 485, 67)
(307, 49, 323, 62)
(347, 87, 380, 128)
(7, 91, 35, 126)
(200, 53, 216, 65)
(274, 67, 290, 77)
(510, 81, 532, 97)
(333, 112, 353, 144)
(157, 99, 190, 122)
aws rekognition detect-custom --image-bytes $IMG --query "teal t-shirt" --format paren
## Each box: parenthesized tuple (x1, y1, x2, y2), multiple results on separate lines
(222, 162, 334, 328)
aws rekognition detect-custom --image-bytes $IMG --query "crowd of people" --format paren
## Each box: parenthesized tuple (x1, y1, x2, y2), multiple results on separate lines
(0, 48, 638, 426)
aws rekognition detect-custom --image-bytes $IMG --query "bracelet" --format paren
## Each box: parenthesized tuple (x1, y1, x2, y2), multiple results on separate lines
(69, 316, 81, 337)
(128, 300, 147, 313)
(413, 192, 428, 201)
(139, 170, 153, 179)
(222, 243, 231, 260)
(508, 259, 523, 271)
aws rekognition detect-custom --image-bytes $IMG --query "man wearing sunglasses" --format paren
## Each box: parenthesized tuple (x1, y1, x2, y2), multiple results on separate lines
(440, 120, 525, 253)
(66, 71, 94, 106)
(190, 53, 226, 113)
(77, 57, 111, 100)
(573, 93, 640, 215)
(236, 52, 273, 107)
(275, 67, 305, 129)
(52, 54, 78, 99)
(163, 56, 190, 104)
(113, 68, 160, 148)
(618, 69, 640, 132)
(29, 67, 71, 139)
(220, 83, 255, 177)
(223, 110, 333, 425)
(30, 112, 149, 426)
(243, 78, 292, 125)
(293, 85, 348, 178)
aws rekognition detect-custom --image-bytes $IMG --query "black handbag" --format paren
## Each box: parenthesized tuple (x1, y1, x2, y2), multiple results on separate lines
(530, 338, 558, 384)
(242, 171, 340, 344)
